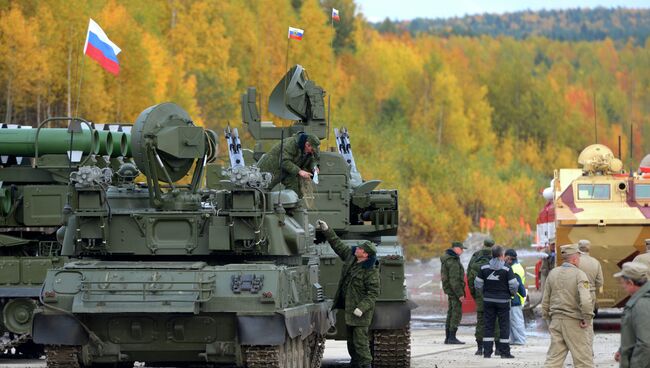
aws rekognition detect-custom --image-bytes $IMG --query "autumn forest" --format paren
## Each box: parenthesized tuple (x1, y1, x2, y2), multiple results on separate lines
(1, 0, 649, 257)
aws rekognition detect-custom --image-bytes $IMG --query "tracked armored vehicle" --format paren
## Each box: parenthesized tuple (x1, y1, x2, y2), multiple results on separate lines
(33, 103, 331, 367)
(548, 143, 650, 308)
(240, 65, 414, 367)
(0, 119, 128, 356)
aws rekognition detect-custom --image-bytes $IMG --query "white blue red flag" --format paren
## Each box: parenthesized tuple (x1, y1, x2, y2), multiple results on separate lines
(83, 19, 121, 76)
(332, 8, 340, 21)
(288, 27, 304, 41)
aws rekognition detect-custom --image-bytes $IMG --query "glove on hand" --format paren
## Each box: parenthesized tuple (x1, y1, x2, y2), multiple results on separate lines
(316, 220, 329, 231)
(353, 308, 363, 317)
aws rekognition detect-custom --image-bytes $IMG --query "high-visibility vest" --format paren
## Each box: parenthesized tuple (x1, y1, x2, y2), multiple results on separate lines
(512, 262, 526, 306)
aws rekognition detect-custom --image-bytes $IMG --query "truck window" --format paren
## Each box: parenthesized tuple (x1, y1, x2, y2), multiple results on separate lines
(577, 184, 610, 200)
(636, 184, 650, 199)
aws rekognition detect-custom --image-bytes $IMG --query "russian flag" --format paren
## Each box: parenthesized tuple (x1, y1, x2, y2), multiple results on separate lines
(83, 19, 121, 76)
(332, 8, 340, 21)
(288, 26, 304, 41)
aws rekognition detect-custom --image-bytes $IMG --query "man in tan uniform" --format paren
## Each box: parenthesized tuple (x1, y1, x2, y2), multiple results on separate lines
(542, 244, 594, 368)
(577, 239, 604, 310)
(633, 239, 650, 269)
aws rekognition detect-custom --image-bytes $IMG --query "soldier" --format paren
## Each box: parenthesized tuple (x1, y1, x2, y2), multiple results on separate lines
(613, 262, 650, 368)
(539, 239, 556, 289)
(577, 239, 604, 312)
(633, 239, 650, 269)
(441, 241, 467, 345)
(315, 220, 380, 368)
(542, 244, 594, 368)
(505, 249, 527, 345)
(474, 246, 518, 359)
(467, 238, 499, 355)
(257, 132, 320, 198)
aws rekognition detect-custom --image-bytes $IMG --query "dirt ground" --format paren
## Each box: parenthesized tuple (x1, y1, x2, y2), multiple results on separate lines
(0, 328, 621, 368)
(321, 326, 620, 367)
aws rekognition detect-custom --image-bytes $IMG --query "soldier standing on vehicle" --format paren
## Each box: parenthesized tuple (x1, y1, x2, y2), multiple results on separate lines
(542, 244, 594, 368)
(316, 220, 380, 368)
(613, 262, 650, 368)
(441, 241, 467, 345)
(474, 245, 518, 358)
(633, 239, 650, 269)
(468, 238, 499, 355)
(257, 131, 320, 198)
(505, 249, 527, 345)
(577, 239, 604, 313)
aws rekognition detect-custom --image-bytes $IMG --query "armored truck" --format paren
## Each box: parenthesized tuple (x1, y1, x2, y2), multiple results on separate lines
(551, 143, 649, 308)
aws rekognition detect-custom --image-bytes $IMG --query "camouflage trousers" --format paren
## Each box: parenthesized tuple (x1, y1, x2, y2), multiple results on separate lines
(273, 176, 306, 199)
(475, 297, 500, 342)
(346, 325, 372, 366)
(445, 296, 463, 331)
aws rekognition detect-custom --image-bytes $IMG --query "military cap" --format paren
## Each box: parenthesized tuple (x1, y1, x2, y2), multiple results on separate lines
(578, 239, 591, 252)
(306, 134, 320, 147)
(505, 249, 518, 258)
(484, 238, 495, 247)
(614, 262, 649, 281)
(560, 243, 582, 256)
(451, 241, 467, 249)
(358, 240, 377, 257)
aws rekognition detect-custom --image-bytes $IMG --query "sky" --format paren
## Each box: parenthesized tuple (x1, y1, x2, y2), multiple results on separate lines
(355, 0, 650, 22)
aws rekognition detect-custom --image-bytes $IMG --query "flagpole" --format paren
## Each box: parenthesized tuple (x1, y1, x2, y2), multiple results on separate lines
(283, 33, 290, 111)
(74, 54, 86, 118)
(327, 16, 333, 142)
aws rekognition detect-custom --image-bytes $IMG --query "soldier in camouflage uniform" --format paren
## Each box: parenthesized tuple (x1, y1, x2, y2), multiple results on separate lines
(316, 220, 380, 368)
(441, 241, 467, 345)
(257, 132, 320, 198)
(467, 238, 499, 355)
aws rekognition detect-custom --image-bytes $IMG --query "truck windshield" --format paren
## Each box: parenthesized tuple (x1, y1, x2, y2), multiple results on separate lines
(577, 184, 610, 200)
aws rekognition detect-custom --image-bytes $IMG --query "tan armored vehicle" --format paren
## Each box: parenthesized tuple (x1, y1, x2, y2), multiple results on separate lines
(552, 144, 649, 308)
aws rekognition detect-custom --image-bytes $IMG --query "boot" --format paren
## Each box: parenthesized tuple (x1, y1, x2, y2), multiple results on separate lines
(474, 341, 483, 356)
(446, 329, 465, 345)
(483, 341, 493, 358)
(498, 342, 514, 359)
(444, 328, 450, 344)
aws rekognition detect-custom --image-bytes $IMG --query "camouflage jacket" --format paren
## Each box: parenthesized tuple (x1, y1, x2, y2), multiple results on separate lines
(257, 134, 318, 187)
(441, 249, 465, 299)
(620, 281, 650, 368)
(467, 247, 492, 299)
(324, 228, 380, 327)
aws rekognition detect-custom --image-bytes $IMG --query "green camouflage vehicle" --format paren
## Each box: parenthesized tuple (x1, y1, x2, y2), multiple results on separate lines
(241, 65, 414, 367)
(32, 102, 332, 367)
(0, 120, 127, 356)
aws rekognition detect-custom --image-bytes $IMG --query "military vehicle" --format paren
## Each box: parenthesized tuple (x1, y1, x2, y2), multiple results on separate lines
(0, 120, 127, 356)
(240, 65, 414, 367)
(32, 102, 332, 367)
(545, 143, 649, 308)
